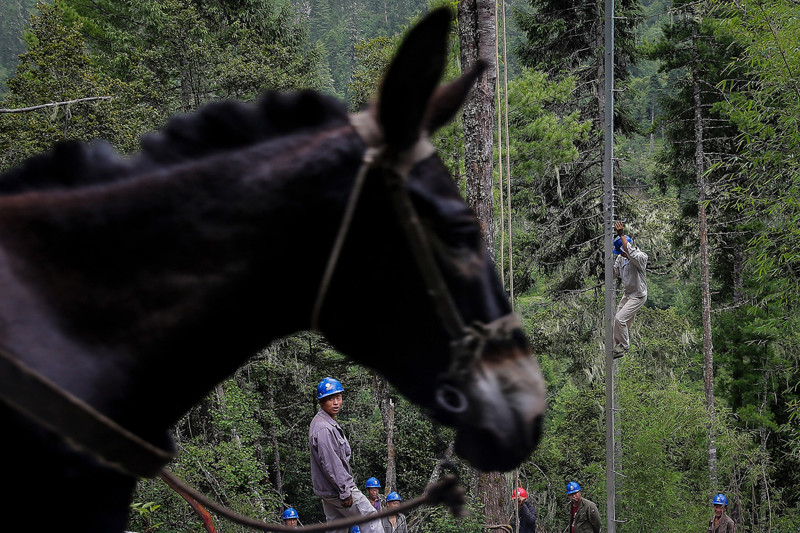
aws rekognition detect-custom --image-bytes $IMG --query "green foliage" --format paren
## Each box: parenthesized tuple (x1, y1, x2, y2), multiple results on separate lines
(502, 68, 590, 292)
(130, 501, 164, 532)
(0, 0, 157, 170)
(291, 0, 428, 99)
(617, 358, 711, 532)
(348, 36, 396, 111)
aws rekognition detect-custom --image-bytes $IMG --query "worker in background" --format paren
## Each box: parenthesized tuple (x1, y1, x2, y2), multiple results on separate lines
(365, 477, 383, 512)
(566, 482, 601, 533)
(281, 508, 300, 528)
(309, 377, 381, 533)
(612, 220, 648, 357)
(510, 487, 537, 533)
(382, 492, 408, 533)
(707, 493, 735, 533)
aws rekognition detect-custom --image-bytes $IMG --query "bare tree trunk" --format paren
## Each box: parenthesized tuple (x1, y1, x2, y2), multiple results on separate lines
(458, 0, 497, 255)
(373, 374, 397, 492)
(268, 378, 284, 499)
(650, 107, 655, 154)
(693, 24, 718, 489)
(427, 441, 455, 487)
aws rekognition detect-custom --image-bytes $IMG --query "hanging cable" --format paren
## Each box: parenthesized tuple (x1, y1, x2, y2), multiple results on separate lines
(495, 0, 506, 291)
(501, 0, 514, 309)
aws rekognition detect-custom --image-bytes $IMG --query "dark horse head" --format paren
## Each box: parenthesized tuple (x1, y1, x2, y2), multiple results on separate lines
(0, 8, 544, 532)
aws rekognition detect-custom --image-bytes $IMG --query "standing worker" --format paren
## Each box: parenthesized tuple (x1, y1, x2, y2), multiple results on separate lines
(707, 493, 735, 533)
(612, 220, 648, 357)
(309, 377, 381, 533)
(281, 508, 300, 528)
(566, 482, 601, 533)
(382, 492, 408, 533)
(509, 487, 537, 533)
(365, 477, 383, 512)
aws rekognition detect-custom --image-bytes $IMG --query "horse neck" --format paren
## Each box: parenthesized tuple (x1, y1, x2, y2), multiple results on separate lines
(0, 123, 363, 436)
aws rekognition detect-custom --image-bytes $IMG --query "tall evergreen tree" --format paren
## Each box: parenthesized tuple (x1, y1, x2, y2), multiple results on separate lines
(647, 0, 745, 490)
(513, 0, 641, 291)
(0, 0, 154, 169)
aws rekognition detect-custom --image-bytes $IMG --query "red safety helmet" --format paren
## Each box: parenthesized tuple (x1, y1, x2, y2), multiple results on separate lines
(512, 487, 528, 500)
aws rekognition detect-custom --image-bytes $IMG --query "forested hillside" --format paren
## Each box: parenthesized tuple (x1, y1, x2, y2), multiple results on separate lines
(0, 0, 798, 532)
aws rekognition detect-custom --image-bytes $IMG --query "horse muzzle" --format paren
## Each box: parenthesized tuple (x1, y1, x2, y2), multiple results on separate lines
(434, 345, 546, 471)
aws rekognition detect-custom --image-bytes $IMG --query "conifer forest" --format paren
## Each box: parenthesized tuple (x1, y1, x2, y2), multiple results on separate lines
(1, 0, 799, 531)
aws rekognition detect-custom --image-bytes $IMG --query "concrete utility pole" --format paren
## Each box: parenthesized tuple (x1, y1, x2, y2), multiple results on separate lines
(603, 0, 617, 531)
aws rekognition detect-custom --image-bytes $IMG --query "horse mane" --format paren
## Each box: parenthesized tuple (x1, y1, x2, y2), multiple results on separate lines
(0, 90, 350, 195)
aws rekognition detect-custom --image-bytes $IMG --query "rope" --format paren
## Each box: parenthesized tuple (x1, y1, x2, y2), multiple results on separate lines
(311, 145, 382, 332)
(160, 471, 466, 533)
(500, 0, 514, 309)
(495, 0, 506, 291)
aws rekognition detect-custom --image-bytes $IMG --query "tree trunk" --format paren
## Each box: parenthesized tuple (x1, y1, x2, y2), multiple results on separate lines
(458, 0, 497, 255)
(373, 374, 397, 492)
(459, 1, 504, 524)
(267, 374, 284, 500)
(693, 23, 718, 489)
(427, 441, 455, 487)
(476, 471, 505, 526)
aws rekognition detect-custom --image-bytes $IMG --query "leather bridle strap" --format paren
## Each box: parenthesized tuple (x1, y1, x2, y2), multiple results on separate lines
(311, 112, 465, 340)
(0, 343, 173, 478)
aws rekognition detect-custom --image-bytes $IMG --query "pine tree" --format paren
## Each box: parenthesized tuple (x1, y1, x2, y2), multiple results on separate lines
(513, 0, 641, 291)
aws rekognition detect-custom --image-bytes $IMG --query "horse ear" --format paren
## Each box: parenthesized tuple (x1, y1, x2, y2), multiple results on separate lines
(423, 62, 486, 135)
(378, 7, 451, 150)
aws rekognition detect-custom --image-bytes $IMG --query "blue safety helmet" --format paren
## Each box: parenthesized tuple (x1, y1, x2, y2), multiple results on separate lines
(712, 493, 729, 506)
(566, 481, 581, 495)
(317, 377, 344, 400)
(282, 508, 299, 520)
(613, 235, 633, 255)
(386, 491, 402, 502)
(365, 477, 381, 489)
(350, 526, 360, 533)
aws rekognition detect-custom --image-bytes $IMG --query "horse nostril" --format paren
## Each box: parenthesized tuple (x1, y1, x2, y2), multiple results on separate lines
(435, 383, 469, 415)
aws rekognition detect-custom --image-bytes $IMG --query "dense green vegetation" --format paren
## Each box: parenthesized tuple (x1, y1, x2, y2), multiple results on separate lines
(1, 0, 798, 532)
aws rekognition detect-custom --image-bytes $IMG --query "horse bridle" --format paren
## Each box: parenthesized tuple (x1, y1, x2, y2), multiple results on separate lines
(312, 112, 522, 416)
(0, 111, 522, 488)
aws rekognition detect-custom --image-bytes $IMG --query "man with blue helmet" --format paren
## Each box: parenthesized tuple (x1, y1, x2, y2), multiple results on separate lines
(381, 492, 407, 533)
(611, 220, 648, 357)
(708, 493, 735, 532)
(309, 377, 381, 533)
(282, 508, 299, 528)
(566, 481, 600, 533)
(365, 477, 383, 511)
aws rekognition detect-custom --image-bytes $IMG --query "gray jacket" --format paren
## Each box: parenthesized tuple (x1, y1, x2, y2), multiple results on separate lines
(382, 513, 408, 533)
(309, 409, 355, 499)
(614, 247, 648, 298)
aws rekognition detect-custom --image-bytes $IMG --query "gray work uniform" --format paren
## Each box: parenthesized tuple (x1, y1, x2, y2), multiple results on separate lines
(309, 409, 380, 533)
(613, 246, 648, 350)
(381, 513, 408, 533)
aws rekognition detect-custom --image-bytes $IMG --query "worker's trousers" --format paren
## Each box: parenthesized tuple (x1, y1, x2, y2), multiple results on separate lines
(613, 293, 647, 350)
(321, 488, 382, 533)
